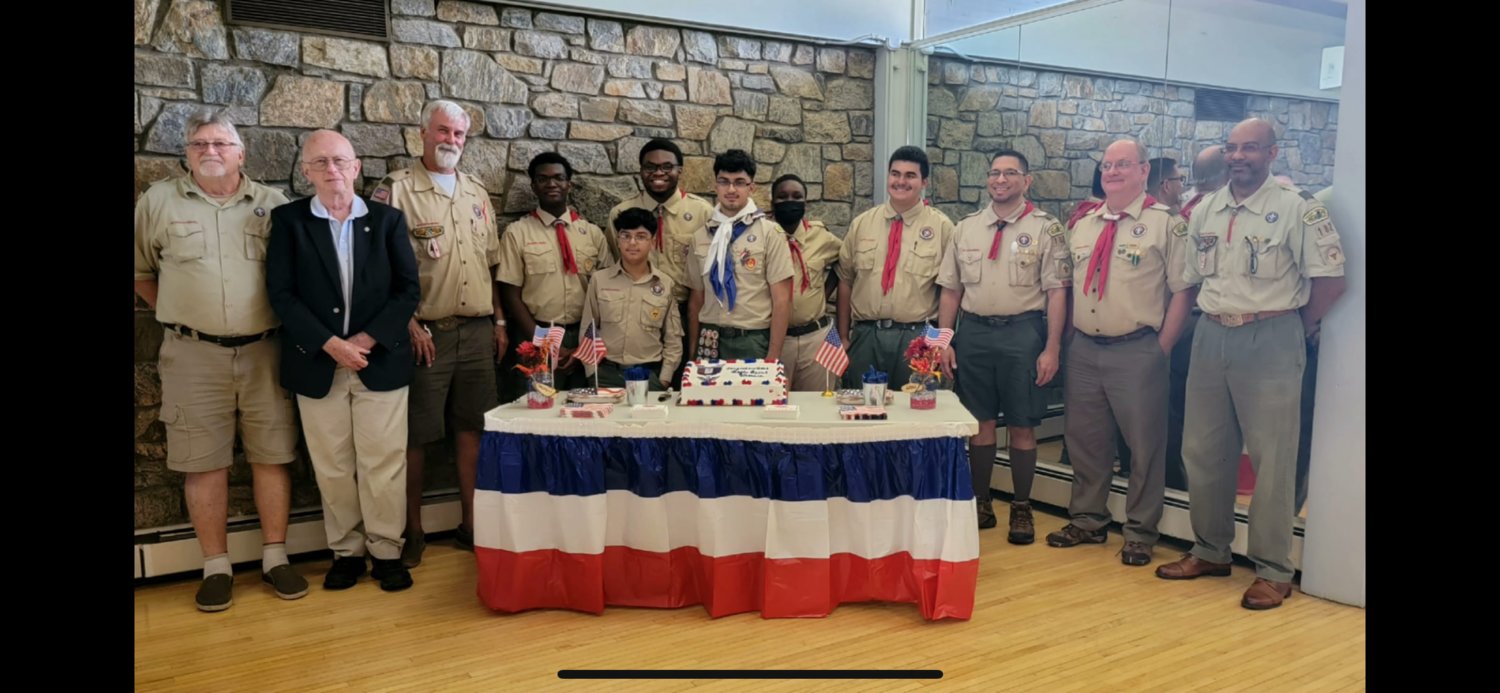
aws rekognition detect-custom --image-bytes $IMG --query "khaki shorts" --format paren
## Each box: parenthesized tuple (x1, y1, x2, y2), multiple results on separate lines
(158, 331, 298, 473)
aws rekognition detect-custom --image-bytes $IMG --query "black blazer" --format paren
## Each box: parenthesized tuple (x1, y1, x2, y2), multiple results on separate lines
(266, 196, 421, 398)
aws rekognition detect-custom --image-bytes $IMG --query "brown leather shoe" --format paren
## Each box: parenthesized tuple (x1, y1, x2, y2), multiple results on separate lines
(1154, 553, 1232, 580)
(1007, 502, 1035, 545)
(1241, 578, 1293, 610)
(977, 499, 997, 530)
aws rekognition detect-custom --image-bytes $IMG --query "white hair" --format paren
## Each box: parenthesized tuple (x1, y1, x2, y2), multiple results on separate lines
(421, 100, 471, 130)
(184, 108, 244, 147)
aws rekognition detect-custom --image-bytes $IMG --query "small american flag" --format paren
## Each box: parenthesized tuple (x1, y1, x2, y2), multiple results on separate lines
(546, 324, 565, 354)
(925, 324, 954, 351)
(532, 325, 550, 347)
(815, 328, 850, 377)
(576, 322, 607, 366)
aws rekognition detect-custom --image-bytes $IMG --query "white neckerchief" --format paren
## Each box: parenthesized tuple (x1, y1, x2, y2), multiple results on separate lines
(702, 199, 759, 308)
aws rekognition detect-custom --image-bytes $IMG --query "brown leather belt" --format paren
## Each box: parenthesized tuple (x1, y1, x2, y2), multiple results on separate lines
(1204, 309, 1295, 327)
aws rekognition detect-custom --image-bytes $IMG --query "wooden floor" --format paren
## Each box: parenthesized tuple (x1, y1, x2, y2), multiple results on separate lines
(134, 505, 1364, 692)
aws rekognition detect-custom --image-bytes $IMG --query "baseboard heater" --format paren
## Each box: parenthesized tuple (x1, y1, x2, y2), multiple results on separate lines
(133, 493, 464, 580)
(989, 456, 1305, 570)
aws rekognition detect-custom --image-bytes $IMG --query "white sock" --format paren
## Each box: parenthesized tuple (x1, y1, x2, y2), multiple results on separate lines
(203, 553, 232, 579)
(262, 543, 289, 573)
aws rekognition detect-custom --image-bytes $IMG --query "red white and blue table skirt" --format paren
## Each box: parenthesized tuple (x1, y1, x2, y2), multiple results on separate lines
(475, 392, 980, 620)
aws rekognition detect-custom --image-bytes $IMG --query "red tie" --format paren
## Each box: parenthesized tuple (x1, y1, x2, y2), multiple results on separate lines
(988, 201, 1034, 260)
(1083, 214, 1120, 300)
(537, 210, 579, 275)
(881, 215, 904, 295)
(654, 205, 665, 252)
(788, 237, 811, 293)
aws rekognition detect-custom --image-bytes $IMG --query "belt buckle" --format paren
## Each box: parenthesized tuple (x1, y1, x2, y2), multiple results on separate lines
(877, 319, 894, 329)
(1220, 313, 1245, 327)
(433, 316, 460, 331)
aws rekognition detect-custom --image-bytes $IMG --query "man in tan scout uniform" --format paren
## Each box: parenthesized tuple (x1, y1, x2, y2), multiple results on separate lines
(134, 109, 305, 611)
(1045, 139, 1194, 569)
(684, 149, 795, 363)
(498, 152, 613, 391)
(769, 174, 842, 391)
(581, 207, 684, 388)
(836, 146, 954, 388)
(1156, 118, 1347, 611)
(371, 100, 503, 564)
(608, 139, 714, 383)
(937, 150, 1070, 541)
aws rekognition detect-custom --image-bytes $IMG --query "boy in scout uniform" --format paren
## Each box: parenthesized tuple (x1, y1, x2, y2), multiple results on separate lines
(769, 174, 842, 391)
(683, 149, 795, 363)
(937, 150, 1070, 540)
(371, 100, 502, 564)
(134, 109, 305, 611)
(497, 152, 614, 392)
(580, 207, 684, 389)
(1156, 119, 1347, 611)
(608, 139, 715, 384)
(836, 146, 955, 388)
(1045, 139, 1195, 569)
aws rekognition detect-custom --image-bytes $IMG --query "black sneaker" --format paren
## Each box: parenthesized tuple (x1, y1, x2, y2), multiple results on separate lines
(195, 574, 234, 612)
(371, 558, 414, 592)
(262, 564, 309, 599)
(454, 524, 474, 551)
(1045, 523, 1108, 547)
(323, 556, 367, 590)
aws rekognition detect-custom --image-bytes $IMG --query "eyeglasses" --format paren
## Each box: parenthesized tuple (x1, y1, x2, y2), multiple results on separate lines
(303, 157, 357, 171)
(1163, 176, 1187, 184)
(1099, 160, 1143, 172)
(188, 140, 240, 152)
(642, 163, 678, 174)
(1222, 143, 1268, 155)
(617, 232, 654, 245)
(987, 169, 1027, 179)
(715, 178, 753, 189)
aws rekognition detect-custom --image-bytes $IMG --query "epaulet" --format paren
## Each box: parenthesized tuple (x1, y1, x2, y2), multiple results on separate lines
(961, 208, 985, 220)
(685, 192, 712, 205)
(1029, 208, 1054, 219)
(1147, 201, 1172, 212)
(1297, 189, 1317, 201)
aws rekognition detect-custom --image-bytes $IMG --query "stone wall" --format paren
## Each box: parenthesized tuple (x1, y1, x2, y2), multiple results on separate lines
(923, 57, 1339, 222)
(133, 0, 876, 529)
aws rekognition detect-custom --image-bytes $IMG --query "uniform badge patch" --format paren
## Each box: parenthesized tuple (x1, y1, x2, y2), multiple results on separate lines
(1302, 207, 1329, 225)
(919, 227, 934, 240)
(1265, 211, 1279, 223)
(1131, 224, 1147, 237)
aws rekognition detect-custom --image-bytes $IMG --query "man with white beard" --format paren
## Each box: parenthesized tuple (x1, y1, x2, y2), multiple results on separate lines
(370, 100, 504, 567)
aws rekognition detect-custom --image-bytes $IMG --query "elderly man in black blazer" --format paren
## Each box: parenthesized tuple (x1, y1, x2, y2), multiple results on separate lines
(266, 129, 421, 592)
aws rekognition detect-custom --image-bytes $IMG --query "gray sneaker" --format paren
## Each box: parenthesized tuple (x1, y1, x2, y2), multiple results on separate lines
(195, 574, 234, 612)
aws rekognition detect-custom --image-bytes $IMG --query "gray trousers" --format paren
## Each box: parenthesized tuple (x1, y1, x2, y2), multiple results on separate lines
(1063, 331, 1169, 545)
(1184, 313, 1305, 582)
